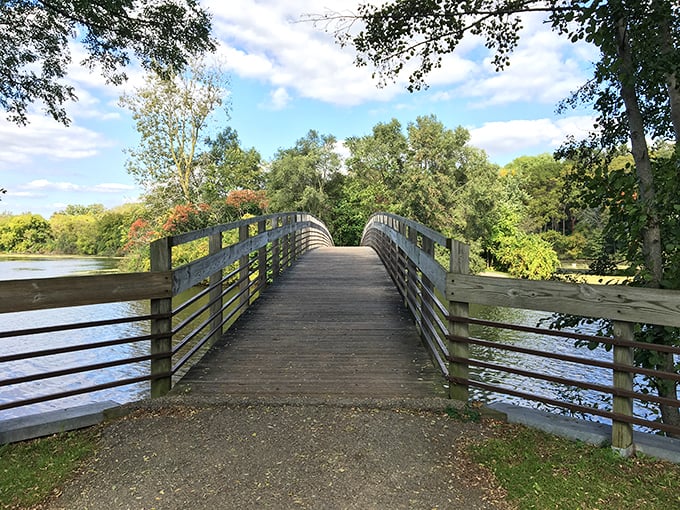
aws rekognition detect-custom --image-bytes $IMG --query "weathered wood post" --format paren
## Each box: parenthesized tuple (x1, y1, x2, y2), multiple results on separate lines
(272, 215, 280, 280)
(257, 218, 267, 291)
(448, 239, 470, 401)
(209, 232, 223, 344)
(239, 222, 250, 311)
(421, 234, 436, 338)
(611, 320, 635, 456)
(407, 227, 423, 328)
(282, 214, 291, 269)
(150, 236, 173, 397)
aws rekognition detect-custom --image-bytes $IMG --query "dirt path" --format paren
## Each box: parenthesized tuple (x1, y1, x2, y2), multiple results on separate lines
(43, 397, 511, 510)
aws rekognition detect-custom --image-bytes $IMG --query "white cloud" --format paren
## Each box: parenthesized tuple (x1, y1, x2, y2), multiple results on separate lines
(208, 1, 408, 106)
(267, 87, 292, 110)
(469, 115, 595, 160)
(22, 179, 135, 194)
(0, 116, 112, 169)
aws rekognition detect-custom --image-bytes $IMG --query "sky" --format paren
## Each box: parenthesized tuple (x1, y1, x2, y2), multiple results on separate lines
(0, 1, 600, 218)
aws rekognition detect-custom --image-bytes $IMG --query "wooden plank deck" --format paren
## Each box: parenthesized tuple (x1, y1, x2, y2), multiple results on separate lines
(173, 246, 444, 399)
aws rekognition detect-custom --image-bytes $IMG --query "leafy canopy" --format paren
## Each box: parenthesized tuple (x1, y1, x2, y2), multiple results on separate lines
(1, 0, 214, 125)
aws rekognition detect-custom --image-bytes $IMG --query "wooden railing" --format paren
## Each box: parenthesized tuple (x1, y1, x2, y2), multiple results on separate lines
(0, 213, 332, 415)
(361, 212, 680, 453)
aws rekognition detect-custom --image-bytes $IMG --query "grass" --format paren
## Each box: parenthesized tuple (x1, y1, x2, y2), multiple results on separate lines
(468, 423, 680, 510)
(0, 429, 98, 509)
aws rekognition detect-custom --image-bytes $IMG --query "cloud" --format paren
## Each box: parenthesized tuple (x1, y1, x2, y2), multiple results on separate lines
(208, 1, 409, 106)
(0, 115, 112, 169)
(267, 87, 292, 110)
(22, 179, 135, 194)
(468, 115, 595, 161)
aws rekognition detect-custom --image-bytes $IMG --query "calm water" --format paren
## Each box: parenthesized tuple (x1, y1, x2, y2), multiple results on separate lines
(0, 257, 151, 421)
(469, 304, 666, 428)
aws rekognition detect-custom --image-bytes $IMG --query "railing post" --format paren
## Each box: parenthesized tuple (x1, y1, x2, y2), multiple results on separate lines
(258, 218, 267, 291)
(408, 226, 421, 327)
(150, 236, 172, 397)
(209, 232, 223, 344)
(612, 320, 635, 456)
(422, 235, 435, 337)
(272, 215, 280, 279)
(239, 222, 250, 311)
(448, 239, 470, 401)
(282, 215, 291, 268)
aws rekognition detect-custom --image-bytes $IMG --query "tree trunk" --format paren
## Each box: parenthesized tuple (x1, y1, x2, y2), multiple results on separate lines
(615, 17, 664, 287)
(615, 17, 680, 432)
(657, 8, 680, 142)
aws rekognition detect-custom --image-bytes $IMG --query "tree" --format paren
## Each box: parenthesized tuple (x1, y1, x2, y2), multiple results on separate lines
(0, 214, 52, 253)
(317, 0, 680, 429)
(266, 130, 341, 222)
(120, 59, 229, 205)
(1, 0, 214, 125)
(199, 127, 264, 217)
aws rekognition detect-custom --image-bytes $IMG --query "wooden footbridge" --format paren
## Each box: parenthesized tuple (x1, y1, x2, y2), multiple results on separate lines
(173, 246, 441, 399)
(3, 212, 680, 451)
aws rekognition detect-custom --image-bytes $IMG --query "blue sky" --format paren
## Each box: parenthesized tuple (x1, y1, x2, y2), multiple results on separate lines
(0, 1, 598, 217)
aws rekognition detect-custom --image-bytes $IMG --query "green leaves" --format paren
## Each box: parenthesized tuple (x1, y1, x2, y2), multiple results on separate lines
(1, 0, 214, 125)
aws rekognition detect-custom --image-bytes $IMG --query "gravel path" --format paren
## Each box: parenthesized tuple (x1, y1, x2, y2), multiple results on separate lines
(44, 397, 512, 509)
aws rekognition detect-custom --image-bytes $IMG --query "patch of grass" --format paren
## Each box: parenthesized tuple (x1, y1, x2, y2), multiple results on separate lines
(0, 429, 98, 509)
(445, 402, 483, 422)
(469, 424, 680, 510)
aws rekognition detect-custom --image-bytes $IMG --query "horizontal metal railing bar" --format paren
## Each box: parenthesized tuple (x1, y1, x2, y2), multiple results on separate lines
(449, 376, 680, 435)
(0, 333, 165, 364)
(0, 314, 166, 340)
(421, 308, 449, 357)
(171, 275, 225, 316)
(450, 314, 680, 355)
(449, 355, 680, 409)
(448, 333, 680, 384)
(0, 372, 170, 412)
(171, 275, 255, 354)
(1, 353, 162, 387)
(422, 282, 449, 320)
(421, 295, 449, 339)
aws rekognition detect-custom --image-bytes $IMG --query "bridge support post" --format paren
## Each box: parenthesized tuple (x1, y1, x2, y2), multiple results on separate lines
(239, 223, 250, 312)
(272, 215, 280, 279)
(611, 320, 635, 457)
(404, 227, 423, 328)
(209, 232, 223, 344)
(447, 239, 470, 401)
(150, 237, 173, 397)
(257, 218, 267, 291)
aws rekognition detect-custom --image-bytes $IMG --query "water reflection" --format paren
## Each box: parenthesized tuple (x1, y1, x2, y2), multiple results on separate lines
(468, 304, 663, 427)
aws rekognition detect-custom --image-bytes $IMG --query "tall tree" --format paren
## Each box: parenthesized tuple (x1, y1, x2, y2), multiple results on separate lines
(120, 59, 229, 206)
(1, 0, 214, 126)
(266, 130, 341, 222)
(199, 127, 264, 213)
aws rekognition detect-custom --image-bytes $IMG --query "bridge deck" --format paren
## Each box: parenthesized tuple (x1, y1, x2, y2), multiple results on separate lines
(173, 246, 444, 399)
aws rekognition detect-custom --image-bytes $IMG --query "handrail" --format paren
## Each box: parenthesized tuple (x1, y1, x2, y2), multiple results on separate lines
(0, 212, 333, 417)
(361, 212, 680, 454)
